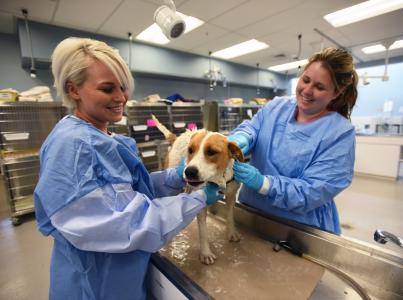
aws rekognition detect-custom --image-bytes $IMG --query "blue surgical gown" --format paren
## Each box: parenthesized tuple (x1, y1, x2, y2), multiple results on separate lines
(232, 96, 355, 234)
(34, 115, 206, 300)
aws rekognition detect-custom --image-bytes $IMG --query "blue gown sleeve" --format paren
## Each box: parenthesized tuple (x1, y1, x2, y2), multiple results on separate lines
(149, 168, 186, 197)
(266, 129, 355, 214)
(230, 100, 270, 149)
(50, 182, 206, 253)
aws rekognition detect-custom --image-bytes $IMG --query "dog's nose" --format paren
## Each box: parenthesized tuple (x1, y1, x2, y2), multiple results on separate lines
(184, 166, 199, 180)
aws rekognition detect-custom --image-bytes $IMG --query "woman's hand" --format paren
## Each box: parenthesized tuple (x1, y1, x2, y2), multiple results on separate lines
(233, 161, 264, 192)
(228, 133, 251, 155)
(200, 183, 224, 205)
(175, 158, 186, 178)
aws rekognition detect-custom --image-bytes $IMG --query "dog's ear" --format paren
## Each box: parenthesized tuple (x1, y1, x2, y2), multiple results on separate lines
(228, 141, 245, 162)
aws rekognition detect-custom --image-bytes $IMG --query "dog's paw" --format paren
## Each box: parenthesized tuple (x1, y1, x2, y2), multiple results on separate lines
(227, 230, 241, 242)
(199, 251, 217, 265)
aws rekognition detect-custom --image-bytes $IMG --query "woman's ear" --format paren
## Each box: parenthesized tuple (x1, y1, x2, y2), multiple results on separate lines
(65, 81, 80, 101)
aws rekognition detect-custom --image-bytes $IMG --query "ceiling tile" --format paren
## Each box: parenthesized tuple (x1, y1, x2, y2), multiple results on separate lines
(53, 0, 123, 32)
(0, 0, 57, 23)
(177, 0, 247, 21)
(0, 11, 16, 34)
(0, 0, 401, 68)
(99, 0, 157, 38)
(168, 23, 229, 52)
(208, 0, 304, 31)
(336, 9, 403, 47)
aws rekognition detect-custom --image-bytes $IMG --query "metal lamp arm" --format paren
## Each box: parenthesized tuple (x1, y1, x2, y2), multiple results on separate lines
(163, 0, 176, 11)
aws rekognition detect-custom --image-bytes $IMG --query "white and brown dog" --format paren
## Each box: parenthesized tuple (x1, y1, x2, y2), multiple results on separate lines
(152, 115, 244, 264)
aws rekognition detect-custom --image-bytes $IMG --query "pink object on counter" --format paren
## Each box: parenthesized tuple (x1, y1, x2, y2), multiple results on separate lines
(147, 119, 157, 127)
(187, 123, 197, 130)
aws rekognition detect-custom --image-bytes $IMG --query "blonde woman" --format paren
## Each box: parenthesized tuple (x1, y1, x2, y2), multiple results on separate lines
(34, 37, 222, 300)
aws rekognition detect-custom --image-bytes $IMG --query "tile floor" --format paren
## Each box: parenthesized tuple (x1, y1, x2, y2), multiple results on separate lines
(0, 175, 402, 299)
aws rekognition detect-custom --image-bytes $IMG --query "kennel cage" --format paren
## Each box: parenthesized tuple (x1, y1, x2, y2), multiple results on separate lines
(170, 102, 204, 135)
(126, 103, 170, 143)
(126, 102, 204, 172)
(137, 140, 170, 173)
(0, 102, 66, 225)
(217, 103, 262, 134)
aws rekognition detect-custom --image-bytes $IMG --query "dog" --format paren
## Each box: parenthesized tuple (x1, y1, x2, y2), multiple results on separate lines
(151, 115, 244, 264)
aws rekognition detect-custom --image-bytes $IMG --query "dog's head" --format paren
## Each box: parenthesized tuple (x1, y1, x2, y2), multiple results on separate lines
(184, 130, 244, 189)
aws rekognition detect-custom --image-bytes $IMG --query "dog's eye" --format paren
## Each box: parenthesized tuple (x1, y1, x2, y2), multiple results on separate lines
(207, 148, 218, 156)
(188, 147, 194, 155)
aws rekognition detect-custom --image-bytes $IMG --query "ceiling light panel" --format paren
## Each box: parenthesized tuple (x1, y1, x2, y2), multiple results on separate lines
(362, 44, 386, 54)
(176, 12, 204, 33)
(391, 39, 403, 50)
(268, 59, 308, 72)
(211, 39, 269, 59)
(362, 39, 403, 54)
(324, 0, 403, 27)
(136, 24, 170, 44)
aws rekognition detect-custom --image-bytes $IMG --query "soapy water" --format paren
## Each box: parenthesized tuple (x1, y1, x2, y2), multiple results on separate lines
(161, 232, 191, 266)
(160, 217, 324, 300)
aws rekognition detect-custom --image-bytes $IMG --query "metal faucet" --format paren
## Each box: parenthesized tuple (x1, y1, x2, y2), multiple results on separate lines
(374, 229, 403, 248)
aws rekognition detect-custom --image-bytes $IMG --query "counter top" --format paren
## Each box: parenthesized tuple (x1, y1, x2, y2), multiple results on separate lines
(356, 135, 403, 145)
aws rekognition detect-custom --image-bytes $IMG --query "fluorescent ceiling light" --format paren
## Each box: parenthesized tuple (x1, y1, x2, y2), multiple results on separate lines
(362, 39, 403, 54)
(136, 23, 170, 44)
(391, 40, 403, 49)
(177, 12, 204, 34)
(136, 12, 204, 45)
(324, 0, 403, 27)
(268, 59, 308, 72)
(211, 39, 269, 59)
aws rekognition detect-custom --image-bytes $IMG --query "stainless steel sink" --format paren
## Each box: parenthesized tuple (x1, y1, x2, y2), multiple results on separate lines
(209, 202, 403, 300)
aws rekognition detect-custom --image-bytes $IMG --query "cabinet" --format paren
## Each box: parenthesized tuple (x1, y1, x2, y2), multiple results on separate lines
(355, 135, 403, 180)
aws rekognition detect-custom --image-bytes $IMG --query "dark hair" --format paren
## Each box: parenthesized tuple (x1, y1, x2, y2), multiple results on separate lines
(304, 48, 358, 119)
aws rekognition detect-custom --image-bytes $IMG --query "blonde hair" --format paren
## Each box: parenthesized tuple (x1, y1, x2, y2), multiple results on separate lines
(51, 37, 134, 108)
(304, 47, 358, 119)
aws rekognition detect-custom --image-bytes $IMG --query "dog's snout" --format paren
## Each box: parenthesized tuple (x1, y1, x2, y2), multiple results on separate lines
(185, 166, 199, 179)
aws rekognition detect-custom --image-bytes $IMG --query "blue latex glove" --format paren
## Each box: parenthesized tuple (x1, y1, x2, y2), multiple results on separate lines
(233, 160, 264, 192)
(201, 183, 224, 205)
(228, 133, 251, 155)
(175, 158, 186, 178)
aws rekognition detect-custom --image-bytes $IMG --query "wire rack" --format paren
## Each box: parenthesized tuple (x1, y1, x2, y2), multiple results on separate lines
(126, 102, 204, 172)
(218, 104, 262, 135)
(170, 103, 204, 135)
(127, 103, 170, 143)
(0, 102, 66, 157)
(0, 102, 66, 225)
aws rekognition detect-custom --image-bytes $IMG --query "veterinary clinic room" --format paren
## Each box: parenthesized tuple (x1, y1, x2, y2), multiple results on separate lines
(1, 0, 403, 299)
